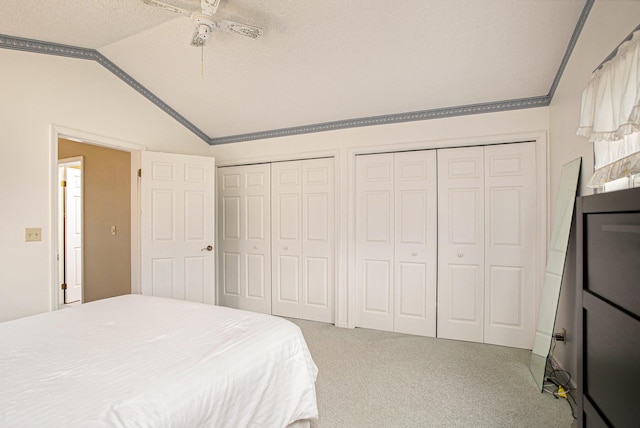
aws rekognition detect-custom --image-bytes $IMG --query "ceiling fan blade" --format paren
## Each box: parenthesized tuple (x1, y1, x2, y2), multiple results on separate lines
(216, 20, 263, 39)
(141, 0, 191, 16)
(201, 0, 220, 16)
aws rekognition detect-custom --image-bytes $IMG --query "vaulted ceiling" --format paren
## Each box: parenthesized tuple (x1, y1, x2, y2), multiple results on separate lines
(0, 0, 590, 144)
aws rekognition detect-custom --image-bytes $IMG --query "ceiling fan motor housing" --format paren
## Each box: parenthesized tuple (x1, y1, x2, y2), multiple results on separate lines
(192, 15, 214, 46)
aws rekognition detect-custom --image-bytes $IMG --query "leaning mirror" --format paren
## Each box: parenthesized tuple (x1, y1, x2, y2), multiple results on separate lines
(530, 157, 582, 390)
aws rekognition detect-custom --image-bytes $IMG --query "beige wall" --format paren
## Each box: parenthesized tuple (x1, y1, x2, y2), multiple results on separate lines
(548, 0, 640, 377)
(59, 139, 131, 303)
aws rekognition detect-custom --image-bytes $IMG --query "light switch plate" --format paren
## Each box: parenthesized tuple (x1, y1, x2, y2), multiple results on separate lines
(25, 227, 42, 242)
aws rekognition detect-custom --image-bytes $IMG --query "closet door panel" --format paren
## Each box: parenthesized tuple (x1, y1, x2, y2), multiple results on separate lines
(394, 151, 437, 337)
(437, 147, 485, 343)
(272, 161, 303, 318)
(244, 164, 272, 313)
(219, 166, 244, 308)
(217, 164, 271, 314)
(302, 158, 334, 322)
(356, 154, 395, 332)
(484, 142, 536, 348)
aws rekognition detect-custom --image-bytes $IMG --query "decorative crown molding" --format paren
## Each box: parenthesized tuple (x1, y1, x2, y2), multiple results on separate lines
(209, 96, 551, 145)
(548, 0, 594, 100)
(0, 0, 593, 146)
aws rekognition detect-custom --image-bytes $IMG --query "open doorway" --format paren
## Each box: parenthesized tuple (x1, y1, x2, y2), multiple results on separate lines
(58, 157, 84, 304)
(57, 137, 133, 305)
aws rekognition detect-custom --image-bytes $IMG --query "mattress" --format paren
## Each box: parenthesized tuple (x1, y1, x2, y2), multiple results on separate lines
(0, 294, 318, 427)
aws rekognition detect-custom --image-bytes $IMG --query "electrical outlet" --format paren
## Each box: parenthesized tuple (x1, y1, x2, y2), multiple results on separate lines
(25, 227, 42, 242)
(554, 328, 567, 342)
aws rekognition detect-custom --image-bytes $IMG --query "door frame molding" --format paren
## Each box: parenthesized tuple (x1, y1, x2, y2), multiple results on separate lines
(49, 125, 146, 312)
(347, 131, 548, 329)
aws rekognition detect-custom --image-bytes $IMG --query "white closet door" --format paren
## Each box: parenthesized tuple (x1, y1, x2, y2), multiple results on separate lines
(484, 142, 536, 349)
(301, 158, 335, 322)
(218, 164, 271, 314)
(218, 165, 243, 308)
(272, 158, 335, 323)
(272, 161, 303, 318)
(393, 151, 437, 337)
(355, 153, 395, 332)
(437, 147, 485, 343)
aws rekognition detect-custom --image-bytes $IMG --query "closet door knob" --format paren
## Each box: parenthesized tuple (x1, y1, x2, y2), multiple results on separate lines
(253, 245, 259, 250)
(284, 246, 289, 250)
(457, 252, 464, 258)
(411, 252, 417, 256)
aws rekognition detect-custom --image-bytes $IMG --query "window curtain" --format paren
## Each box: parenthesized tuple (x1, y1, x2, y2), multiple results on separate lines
(593, 132, 640, 169)
(577, 29, 640, 144)
(578, 28, 640, 189)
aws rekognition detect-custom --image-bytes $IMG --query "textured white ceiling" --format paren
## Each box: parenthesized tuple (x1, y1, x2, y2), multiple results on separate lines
(1, 0, 587, 142)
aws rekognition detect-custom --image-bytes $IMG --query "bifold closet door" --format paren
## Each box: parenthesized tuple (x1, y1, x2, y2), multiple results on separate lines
(355, 151, 437, 336)
(437, 142, 537, 348)
(437, 147, 485, 343)
(272, 158, 335, 323)
(483, 142, 536, 349)
(217, 164, 271, 314)
(355, 153, 395, 332)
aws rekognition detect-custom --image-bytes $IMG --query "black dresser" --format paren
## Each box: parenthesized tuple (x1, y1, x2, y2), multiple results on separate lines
(576, 187, 640, 427)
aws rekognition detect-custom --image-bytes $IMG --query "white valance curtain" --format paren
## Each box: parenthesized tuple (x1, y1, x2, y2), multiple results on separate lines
(578, 28, 640, 189)
(578, 29, 640, 144)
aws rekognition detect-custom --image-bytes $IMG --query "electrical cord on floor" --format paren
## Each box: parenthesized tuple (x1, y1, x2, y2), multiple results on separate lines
(544, 353, 577, 419)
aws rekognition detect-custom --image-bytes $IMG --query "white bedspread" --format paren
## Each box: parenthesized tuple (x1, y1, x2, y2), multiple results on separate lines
(0, 295, 318, 427)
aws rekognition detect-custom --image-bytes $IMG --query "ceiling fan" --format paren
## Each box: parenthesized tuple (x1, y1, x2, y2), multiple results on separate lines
(142, 0, 263, 47)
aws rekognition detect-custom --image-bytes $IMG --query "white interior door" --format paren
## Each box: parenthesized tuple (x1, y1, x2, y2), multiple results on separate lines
(140, 151, 215, 304)
(437, 147, 485, 343)
(355, 153, 395, 332)
(393, 151, 437, 337)
(218, 164, 271, 314)
(64, 166, 83, 303)
(483, 142, 536, 349)
(272, 158, 335, 322)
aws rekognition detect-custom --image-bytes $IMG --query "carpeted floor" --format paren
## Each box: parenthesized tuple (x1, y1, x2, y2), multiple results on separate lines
(289, 318, 575, 428)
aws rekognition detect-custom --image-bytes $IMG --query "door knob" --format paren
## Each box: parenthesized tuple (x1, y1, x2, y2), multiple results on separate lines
(201, 245, 213, 252)
(457, 252, 464, 258)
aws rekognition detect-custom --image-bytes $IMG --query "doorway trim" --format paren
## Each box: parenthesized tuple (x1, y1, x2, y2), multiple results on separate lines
(49, 125, 146, 312)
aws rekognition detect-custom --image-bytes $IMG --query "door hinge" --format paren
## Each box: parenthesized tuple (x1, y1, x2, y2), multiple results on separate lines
(61, 283, 67, 290)
(60, 180, 67, 187)
(138, 168, 142, 178)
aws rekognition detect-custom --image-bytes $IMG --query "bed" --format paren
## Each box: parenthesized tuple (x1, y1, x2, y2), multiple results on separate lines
(0, 294, 318, 427)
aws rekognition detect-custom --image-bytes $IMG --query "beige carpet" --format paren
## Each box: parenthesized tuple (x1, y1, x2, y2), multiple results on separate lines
(290, 318, 575, 428)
